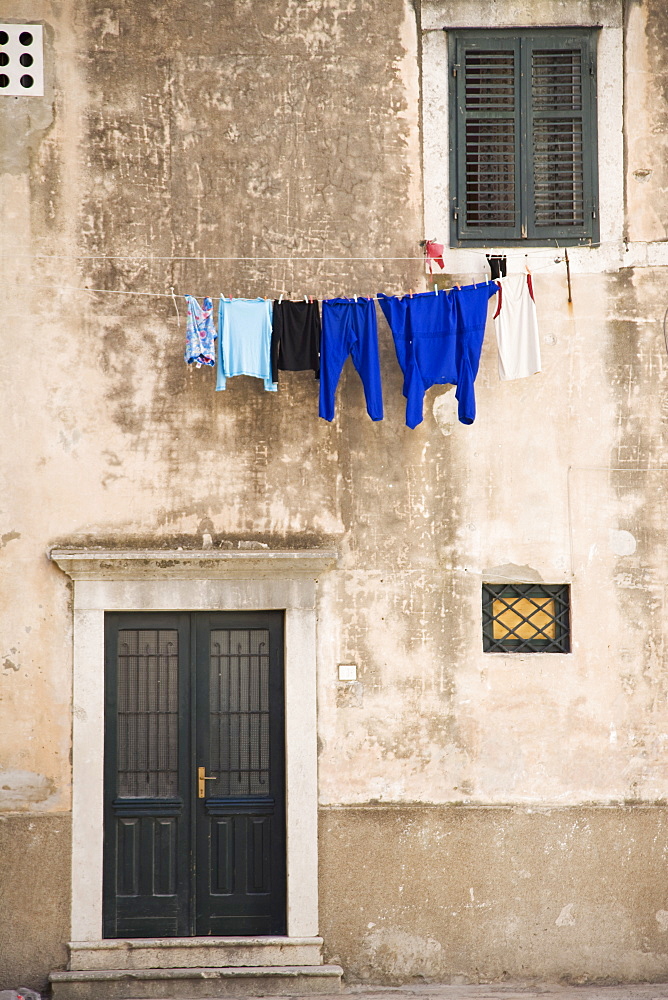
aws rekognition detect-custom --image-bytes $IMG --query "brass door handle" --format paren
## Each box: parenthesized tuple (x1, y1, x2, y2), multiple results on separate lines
(198, 766, 217, 798)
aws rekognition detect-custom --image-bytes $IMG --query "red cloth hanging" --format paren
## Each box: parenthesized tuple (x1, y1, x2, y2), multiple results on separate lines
(425, 239, 445, 272)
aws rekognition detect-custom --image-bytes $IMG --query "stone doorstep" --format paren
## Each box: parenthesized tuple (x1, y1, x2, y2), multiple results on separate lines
(49, 965, 344, 999)
(67, 937, 325, 971)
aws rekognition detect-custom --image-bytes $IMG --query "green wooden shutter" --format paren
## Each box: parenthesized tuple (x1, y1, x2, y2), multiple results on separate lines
(451, 34, 521, 242)
(449, 29, 599, 246)
(525, 32, 598, 241)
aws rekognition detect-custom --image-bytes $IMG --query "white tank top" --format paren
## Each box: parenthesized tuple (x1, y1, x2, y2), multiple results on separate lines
(493, 273, 541, 381)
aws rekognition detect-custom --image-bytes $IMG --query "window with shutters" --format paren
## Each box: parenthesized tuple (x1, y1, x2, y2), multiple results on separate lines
(449, 29, 599, 246)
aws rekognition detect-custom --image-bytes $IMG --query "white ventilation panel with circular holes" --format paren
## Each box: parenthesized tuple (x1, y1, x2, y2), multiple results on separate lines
(0, 24, 44, 97)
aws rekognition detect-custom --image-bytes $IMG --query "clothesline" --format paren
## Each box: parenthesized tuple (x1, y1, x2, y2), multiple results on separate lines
(0, 237, 652, 263)
(0, 250, 564, 261)
(5, 257, 566, 304)
(190, 272, 541, 430)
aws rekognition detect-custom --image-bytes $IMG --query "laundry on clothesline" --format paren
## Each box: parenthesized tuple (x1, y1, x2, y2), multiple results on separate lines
(319, 297, 383, 422)
(216, 297, 276, 392)
(184, 295, 216, 367)
(493, 273, 541, 381)
(425, 240, 445, 272)
(271, 298, 321, 382)
(378, 282, 497, 427)
(486, 255, 507, 280)
(184, 274, 541, 426)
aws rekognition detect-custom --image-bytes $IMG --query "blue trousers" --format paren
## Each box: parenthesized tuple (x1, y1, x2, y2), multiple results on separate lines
(319, 297, 384, 421)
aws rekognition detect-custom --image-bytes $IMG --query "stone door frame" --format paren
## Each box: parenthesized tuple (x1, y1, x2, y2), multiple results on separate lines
(51, 548, 337, 942)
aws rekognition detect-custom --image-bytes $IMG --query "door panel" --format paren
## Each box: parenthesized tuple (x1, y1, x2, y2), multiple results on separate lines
(117, 818, 138, 895)
(103, 611, 285, 938)
(211, 818, 234, 893)
(195, 614, 286, 935)
(104, 617, 190, 938)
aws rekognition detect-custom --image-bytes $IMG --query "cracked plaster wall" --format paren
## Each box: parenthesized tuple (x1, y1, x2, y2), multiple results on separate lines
(3, 0, 668, 984)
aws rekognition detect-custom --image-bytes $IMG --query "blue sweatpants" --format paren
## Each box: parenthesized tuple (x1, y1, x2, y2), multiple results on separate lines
(319, 297, 384, 421)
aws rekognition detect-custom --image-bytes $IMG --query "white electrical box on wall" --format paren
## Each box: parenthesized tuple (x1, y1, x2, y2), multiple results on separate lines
(337, 664, 357, 681)
(0, 24, 44, 97)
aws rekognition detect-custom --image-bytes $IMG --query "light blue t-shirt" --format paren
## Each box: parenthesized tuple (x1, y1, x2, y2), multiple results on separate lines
(216, 297, 277, 391)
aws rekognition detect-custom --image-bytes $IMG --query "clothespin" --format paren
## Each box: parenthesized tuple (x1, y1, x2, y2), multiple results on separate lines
(409, 288, 413, 298)
(434, 283, 439, 295)
(354, 294, 357, 302)
(524, 255, 532, 275)
(304, 295, 308, 303)
(279, 292, 284, 304)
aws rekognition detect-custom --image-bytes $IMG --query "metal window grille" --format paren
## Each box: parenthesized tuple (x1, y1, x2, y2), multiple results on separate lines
(482, 584, 570, 652)
(209, 628, 271, 796)
(116, 629, 179, 796)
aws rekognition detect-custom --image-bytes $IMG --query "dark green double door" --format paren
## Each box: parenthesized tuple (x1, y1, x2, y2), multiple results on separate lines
(103, 611, 286, 938)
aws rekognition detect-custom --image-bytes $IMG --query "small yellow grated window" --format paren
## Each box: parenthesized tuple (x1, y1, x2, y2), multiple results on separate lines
(482, 584, 570, 653)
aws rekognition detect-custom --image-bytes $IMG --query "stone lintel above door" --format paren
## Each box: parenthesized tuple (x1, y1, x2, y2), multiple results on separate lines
(50, 548, 338, 581)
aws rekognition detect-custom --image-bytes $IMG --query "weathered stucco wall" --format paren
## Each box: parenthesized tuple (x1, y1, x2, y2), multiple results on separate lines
(626, 0, 668, 241)
(319, 806, 668, 983)
(316, 265, 668, 808)
(0, 815, 70, 990)
(3, 0, 668, 986)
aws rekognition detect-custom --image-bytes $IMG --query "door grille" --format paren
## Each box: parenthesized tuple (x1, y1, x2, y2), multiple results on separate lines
(116, 629, 179, 796)
(209, 629, 271, 796)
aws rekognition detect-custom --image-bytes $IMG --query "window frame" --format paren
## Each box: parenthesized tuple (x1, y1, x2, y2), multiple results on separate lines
(448, 27, 600, 248)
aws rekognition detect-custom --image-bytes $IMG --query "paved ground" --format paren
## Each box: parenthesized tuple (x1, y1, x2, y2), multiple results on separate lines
(43, 978, 668, 1000)
(271, 985, 668, 1000)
